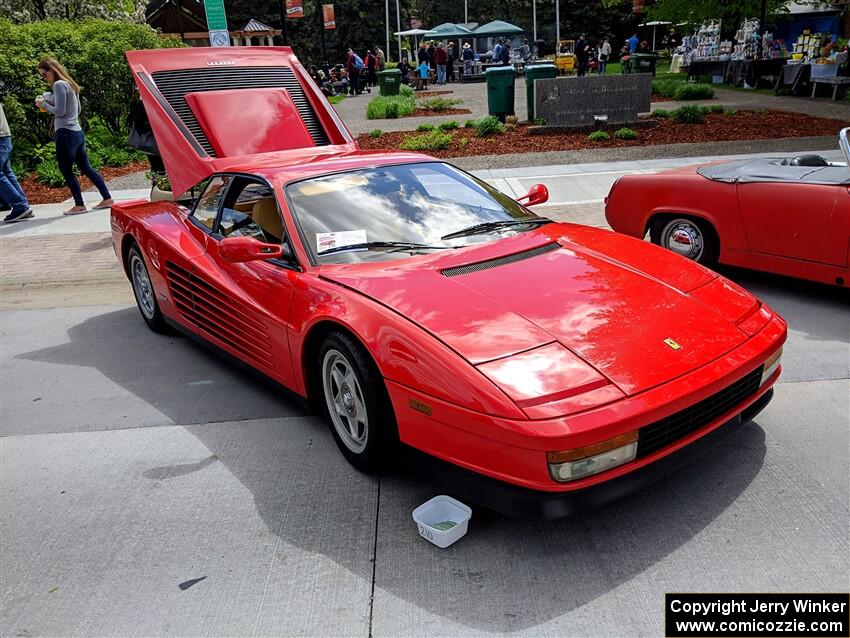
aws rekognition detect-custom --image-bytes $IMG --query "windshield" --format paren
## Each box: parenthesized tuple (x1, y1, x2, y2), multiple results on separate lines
(286, 162, 543, 263)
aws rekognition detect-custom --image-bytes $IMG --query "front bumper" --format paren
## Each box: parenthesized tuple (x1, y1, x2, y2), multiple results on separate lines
(403, 387, 773, 519)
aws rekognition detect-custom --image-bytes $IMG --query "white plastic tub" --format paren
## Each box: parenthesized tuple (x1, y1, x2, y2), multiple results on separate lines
(412, 495, 472, 548)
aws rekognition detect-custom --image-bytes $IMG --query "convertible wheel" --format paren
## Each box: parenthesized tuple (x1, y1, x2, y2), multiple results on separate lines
(319, 331, 398, 473)
(128, 244, 168, 333)
(651, 216, 719, 267)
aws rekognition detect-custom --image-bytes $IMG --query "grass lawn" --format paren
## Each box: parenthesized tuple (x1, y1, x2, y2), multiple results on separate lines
(328, 94, 346, 104)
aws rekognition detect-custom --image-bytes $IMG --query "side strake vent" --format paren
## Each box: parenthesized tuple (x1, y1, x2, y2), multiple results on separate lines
(165, 261, 274, 368)
(441, 243, 560, 277)
(150, 66, 330, 156)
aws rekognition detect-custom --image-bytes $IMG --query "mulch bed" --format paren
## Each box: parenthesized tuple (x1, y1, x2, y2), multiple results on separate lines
(20, 161, 149, 205)
(404, 107, 472, 118)
(415, 90, 454, 97)
(357, 110, 847, 158)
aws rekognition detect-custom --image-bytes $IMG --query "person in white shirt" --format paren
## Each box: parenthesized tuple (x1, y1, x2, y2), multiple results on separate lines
(597, 36, 612, 75)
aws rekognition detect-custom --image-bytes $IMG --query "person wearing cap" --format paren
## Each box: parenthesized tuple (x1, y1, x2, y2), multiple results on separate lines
(0, 103, 33, 224)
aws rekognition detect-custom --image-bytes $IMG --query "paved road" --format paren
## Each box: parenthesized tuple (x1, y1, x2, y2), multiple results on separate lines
(1, 155, 848, 636)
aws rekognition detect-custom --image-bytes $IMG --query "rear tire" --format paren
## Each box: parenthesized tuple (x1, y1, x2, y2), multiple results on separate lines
(128, 244, 168, 334)
(318, 331, 398, 473)
(650, 216, 719, 267)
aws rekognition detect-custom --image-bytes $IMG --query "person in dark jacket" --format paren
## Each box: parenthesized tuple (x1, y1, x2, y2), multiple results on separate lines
(433, 43, 448, 84)
(575, 35, 590, 76)
(417, 41, 429, 65)
(446, 43, 456, 82)
(364, 49, 378, 87)
(427, 41, 436, 70)
(498, 41, 511, 65)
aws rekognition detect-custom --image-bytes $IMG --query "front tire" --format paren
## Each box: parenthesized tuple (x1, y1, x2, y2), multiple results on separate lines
(128, 244, 168, 333)
(319, 331, 398, 473)
(650, 216, 719, 267)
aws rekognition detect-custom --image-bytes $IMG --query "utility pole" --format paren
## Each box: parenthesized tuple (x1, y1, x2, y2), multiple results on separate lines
(555, 0, 559, 48)
(532, 0, 536, 43)
(396, 0, 402, 61)
(758, 0, 768, 58)
(278, 0, 288, 45)
(386, 0, 390, 62)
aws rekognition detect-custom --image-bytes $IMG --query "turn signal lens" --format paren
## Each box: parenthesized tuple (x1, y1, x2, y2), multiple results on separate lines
(760, 347, 783, 387)
(547, 431, 638, 482)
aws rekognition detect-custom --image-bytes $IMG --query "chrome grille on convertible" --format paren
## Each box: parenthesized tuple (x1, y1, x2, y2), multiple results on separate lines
(150, 66, 330, 156)
(636, 366, 763, 458)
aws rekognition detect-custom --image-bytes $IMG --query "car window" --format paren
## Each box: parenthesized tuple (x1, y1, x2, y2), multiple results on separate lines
(286, 162, 536, 264)
(218, 178, 284, 243)
(193, 175, 230, 231)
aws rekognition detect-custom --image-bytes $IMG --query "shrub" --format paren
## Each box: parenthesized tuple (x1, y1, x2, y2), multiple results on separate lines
(675, 83, 715, 100)
(419, 97, 462, 112)
(652, 109, 670, 118)
(35, 159, 66, 187)
(458, 137, 469, 146)
(588, 130, 611, 142)
(505, 115, 519, 125)
(670, 105, 705, 124)
(464, 119, 476, 128)
(366, 93, 416, 119)
(399, 84, 415, 97)
(438, 120, 459, 131)
(399, 130, 452, 151)
(416, 123, 436, 132)
(369, 128, 383, 138)
(725, 108, 738, 116)
(0, 18, 184, 152)
(472, 115, 504, 137)
(533, 117, 547, 126)
(651, 78, 714, 100)
(614, 127, 638, 140)
(709, 104, 725, 113)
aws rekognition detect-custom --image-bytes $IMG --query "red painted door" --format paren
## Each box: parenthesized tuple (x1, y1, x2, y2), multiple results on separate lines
(737, 181, 850, 267)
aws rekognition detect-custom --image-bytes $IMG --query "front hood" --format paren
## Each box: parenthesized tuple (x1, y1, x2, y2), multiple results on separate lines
(323, 229, 748, 396)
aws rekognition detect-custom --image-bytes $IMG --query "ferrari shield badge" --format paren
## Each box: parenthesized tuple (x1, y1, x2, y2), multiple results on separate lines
(664, 338, 683, 350)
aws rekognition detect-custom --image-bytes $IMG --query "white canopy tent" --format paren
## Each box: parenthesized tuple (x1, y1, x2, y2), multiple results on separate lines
(393, 28, 431, 59)
(641, 20, 672, 50)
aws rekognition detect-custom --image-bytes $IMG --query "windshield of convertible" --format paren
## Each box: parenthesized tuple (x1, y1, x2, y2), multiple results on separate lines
(286, 162, 549, 263)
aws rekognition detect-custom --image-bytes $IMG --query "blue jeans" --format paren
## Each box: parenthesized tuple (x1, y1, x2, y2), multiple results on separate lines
(437, 64, 446, 84)
(0, 136, 30, 214)
(55, 128, 111, 206)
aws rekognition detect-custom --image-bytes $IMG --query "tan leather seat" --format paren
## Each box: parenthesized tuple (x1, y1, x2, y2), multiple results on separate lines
(252, 198, 283, 242)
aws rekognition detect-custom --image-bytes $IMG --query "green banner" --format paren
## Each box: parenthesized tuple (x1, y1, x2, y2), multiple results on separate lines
(204, 0, 228, 31)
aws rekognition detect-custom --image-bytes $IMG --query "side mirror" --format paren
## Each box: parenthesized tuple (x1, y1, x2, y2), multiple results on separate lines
(516, 183, 549, 207)
(219, 236, 283, 263)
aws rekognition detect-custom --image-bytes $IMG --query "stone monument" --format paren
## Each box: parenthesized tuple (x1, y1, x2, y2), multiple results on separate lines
(533, 74, 652, 127)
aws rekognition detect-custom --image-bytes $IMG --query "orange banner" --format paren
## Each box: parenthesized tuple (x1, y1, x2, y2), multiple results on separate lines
(285, 0, 303, 19)
(322, 4, 335, 29)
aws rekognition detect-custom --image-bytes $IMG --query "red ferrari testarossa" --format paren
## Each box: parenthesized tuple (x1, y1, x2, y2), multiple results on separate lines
(605, 129, 850, 287)
(113, 47, 786, 517)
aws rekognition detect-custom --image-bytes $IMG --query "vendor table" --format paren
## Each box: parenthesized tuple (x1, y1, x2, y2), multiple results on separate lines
(687, 60, 727, 82)
(775, 63, 811, 96)
(811, 76, 850, 100)
(724, 58, 786, 88)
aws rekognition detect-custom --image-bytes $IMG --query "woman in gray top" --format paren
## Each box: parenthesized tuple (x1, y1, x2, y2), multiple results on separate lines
(36, 58, 113, 215)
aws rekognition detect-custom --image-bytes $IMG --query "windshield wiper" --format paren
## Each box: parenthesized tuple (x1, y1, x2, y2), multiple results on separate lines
(318, 241, 454, 256)
(440, 217, 553, 240)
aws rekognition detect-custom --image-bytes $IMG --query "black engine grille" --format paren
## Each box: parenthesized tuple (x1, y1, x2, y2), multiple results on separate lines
(150, 66, 330, 157)
(636, 366, 763, 458)
(441, 243, 559, 277)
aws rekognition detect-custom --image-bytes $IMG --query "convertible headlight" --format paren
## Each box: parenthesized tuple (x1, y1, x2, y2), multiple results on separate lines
(760, 347, 782, 387)
(547, 431, 638, 482)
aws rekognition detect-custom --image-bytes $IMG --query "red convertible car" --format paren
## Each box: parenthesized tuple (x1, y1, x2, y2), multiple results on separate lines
(114, 47, 786, 517)
(605, 129, 850, 287)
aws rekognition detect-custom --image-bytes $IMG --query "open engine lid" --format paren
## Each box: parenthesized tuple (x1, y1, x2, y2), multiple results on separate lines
(126, 47, 355, 196)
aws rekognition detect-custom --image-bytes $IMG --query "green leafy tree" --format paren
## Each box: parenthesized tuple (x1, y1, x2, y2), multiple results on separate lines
(0, 18, 183, 152)
(0, 0, 146, 23)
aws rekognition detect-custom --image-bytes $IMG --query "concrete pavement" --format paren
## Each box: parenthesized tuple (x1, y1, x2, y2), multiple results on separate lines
(1, 153, 848, 636)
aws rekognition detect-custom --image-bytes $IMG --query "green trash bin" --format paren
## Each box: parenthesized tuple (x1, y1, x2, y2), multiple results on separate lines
(377, 68, 402, 96)
(524, 63, 556, 122)
(485, 66, 516, 120)
(630, 53, 658, 76)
